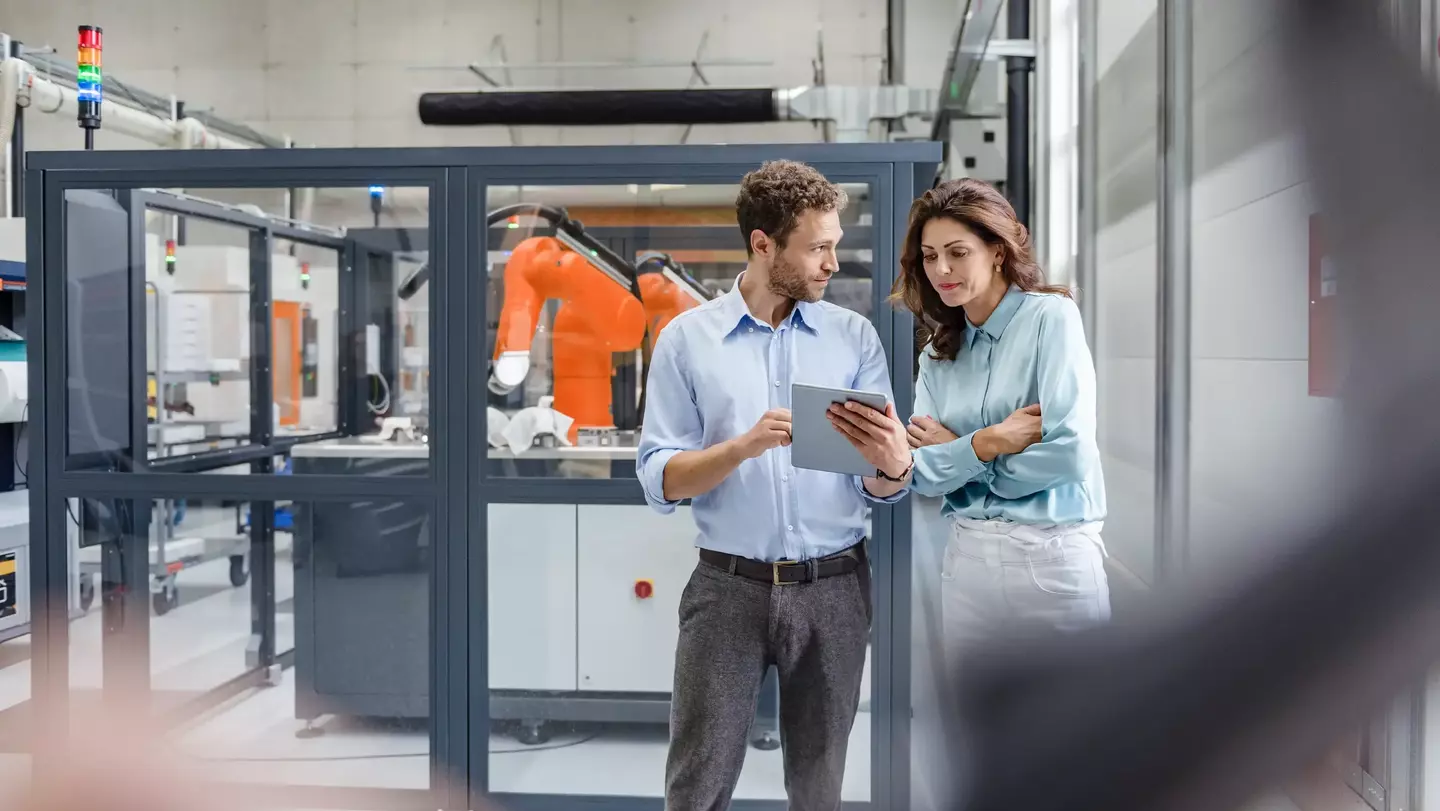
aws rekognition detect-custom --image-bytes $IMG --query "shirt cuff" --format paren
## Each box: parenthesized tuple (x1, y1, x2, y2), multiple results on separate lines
(638, 448, 683, 513)
(951, 431, 993, 482)
(854, 473, 910, 504)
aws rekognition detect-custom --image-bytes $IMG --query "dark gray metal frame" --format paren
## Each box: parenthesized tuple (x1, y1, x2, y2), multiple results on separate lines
(24, 142, 942, 811)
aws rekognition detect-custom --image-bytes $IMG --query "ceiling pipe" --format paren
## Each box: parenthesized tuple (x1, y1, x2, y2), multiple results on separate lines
(0, 58, 253, 151)
(18, 46, 285, 149)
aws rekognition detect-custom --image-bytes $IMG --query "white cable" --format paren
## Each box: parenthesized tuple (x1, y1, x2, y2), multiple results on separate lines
(367, 372, 391, 415)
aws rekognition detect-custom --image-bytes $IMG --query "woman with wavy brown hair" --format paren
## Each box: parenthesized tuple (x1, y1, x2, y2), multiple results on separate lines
(892, 177, 1109, 656)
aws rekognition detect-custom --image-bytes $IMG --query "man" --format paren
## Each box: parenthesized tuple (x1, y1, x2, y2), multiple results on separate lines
(637, 160, 914, 811)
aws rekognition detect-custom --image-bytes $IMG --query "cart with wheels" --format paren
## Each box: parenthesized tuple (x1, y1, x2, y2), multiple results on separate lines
(75, 498, 251, 617)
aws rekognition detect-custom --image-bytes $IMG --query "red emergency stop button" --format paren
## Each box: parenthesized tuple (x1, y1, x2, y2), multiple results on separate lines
(634, 579, 654, 599)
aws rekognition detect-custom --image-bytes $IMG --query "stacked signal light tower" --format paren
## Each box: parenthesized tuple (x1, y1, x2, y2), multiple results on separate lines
(76, 25, 102, 149)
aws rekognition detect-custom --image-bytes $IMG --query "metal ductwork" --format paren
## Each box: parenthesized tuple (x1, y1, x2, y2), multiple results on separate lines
(418, 85, 937, 143)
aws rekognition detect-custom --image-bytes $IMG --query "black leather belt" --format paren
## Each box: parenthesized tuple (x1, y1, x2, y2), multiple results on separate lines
(699, 542, 866, 585)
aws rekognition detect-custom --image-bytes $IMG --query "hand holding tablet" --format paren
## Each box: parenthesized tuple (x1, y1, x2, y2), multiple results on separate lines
(791, 383, 911, 479)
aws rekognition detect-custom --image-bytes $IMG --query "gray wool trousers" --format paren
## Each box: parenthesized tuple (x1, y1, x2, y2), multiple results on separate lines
(664, 555, 872, 811)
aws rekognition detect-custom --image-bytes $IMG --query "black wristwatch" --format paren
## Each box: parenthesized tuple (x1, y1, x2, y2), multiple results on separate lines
(876, 457, 914, 483)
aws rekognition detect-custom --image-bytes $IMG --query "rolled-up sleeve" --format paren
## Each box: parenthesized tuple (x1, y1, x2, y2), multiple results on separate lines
(636, 325, 703, 513)
(909, 354, 992, 498)
(847, 321, 909, 504)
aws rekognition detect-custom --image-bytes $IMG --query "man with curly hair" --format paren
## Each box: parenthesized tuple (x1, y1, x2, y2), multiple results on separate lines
(637, 160, 913, 810)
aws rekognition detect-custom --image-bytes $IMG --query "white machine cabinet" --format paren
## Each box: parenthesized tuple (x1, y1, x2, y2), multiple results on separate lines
(487, 503, 579, 691)
(486, 502, 699, 696)
(576, 504, 698, 693)
(0, 493, 28, 641)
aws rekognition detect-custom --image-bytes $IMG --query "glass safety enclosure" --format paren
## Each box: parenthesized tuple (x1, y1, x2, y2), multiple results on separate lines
(20, 142, 941, 811)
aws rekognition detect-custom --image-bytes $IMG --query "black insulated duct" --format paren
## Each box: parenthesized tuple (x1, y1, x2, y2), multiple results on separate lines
(419, 88, 779, 127)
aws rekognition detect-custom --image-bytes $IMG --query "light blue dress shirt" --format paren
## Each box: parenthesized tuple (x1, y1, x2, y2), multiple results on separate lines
(638, 279, 907, 563)
(910, 286, 1106, 526)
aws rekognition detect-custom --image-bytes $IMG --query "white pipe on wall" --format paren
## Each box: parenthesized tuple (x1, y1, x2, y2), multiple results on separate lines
(0, 58, 253, 151)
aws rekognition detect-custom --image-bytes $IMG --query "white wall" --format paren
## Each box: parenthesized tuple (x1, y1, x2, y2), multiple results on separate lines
(1186, 0, 1342, 568)
(0, 0, 887, 153)
(1091, 0, 1159, 583)
(1090, 0, 1338, 585)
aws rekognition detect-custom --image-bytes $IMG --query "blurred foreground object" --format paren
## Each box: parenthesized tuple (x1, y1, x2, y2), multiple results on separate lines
(946, 1, 1440, 810)
(20, 706, 468, 811)
(20, 709, 239, 811)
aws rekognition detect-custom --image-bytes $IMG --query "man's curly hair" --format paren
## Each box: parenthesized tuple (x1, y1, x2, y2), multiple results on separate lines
(735, 160, 848, 256)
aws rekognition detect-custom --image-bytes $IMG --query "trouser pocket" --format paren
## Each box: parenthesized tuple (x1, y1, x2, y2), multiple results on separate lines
(1004, 535, 1110, 630)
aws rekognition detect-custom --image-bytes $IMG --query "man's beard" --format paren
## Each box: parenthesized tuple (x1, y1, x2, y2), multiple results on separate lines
(767, 253, 824, 303)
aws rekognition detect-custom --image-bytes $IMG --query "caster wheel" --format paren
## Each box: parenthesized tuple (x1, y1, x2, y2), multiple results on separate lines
(153, 583, 179, 615)
(295, 724, 325, 740)
(78, 575, 95, 613)
(751, 732, 781, 751)
(514, 721, 551, 746)
(228, 555, 249, 588)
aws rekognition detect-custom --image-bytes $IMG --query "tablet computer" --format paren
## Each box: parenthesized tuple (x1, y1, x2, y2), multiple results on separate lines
(790, 382, 890, 477)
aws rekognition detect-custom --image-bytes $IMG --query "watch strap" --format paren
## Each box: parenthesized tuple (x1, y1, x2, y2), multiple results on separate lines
(876, 458, 914, 483)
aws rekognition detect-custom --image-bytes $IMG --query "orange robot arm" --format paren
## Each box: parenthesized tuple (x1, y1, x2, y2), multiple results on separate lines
(638, 272, 702, 338)
(491, 236, 648, 440)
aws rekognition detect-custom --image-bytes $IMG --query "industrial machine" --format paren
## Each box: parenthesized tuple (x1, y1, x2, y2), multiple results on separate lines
(293, 205, 728, 744)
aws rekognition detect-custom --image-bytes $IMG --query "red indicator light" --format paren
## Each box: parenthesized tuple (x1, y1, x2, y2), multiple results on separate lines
(633, 579, 654, 600)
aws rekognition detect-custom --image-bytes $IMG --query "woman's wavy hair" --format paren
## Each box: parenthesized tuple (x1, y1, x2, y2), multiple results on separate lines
(890, 178, 1071, 362)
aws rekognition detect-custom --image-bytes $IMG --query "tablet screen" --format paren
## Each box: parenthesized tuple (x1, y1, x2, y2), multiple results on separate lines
(790, 383, 888, 477)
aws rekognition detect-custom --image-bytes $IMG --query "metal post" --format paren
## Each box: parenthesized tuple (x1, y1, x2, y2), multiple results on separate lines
(247, 228, 277, 676)
(885, 0, 905, 86)
(1006, 0, 1034, 227)
(2, 34, 11, 218)
(1156, 0, 1193, 578)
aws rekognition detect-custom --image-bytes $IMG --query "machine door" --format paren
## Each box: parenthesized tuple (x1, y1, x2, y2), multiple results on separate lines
(272, 300, 303, 427)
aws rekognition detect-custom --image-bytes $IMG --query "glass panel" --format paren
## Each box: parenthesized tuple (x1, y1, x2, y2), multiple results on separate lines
(481, 182, 874, 479)
(487, 501, 871, 802)
(272, 236, 341, 437)
(56, 495, 432, 793)
(91, 497, 293, 699)
(483, 177, 877, 803)
(62, 185, 432, 476)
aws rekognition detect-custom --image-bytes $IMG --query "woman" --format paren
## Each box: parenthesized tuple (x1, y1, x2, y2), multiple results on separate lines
(892, 177, 1109, 654)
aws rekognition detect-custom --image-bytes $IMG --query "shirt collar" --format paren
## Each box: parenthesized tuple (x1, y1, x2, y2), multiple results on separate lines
(966, 284, 1025, 344)
(722, 272, 822, 336)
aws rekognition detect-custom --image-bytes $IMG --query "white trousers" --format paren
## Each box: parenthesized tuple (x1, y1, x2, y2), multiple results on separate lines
(941, 517, 1112, 659)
